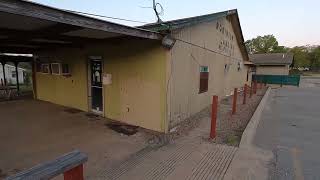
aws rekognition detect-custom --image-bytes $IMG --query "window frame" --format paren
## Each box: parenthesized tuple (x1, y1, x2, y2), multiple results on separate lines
(12, 71, 16, 78)
(41, 64, 51, 74)
(199, 66, 209, 94)
(51, 63, 61, 75)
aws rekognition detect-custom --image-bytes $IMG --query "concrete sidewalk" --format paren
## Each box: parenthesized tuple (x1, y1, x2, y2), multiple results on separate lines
(94, 88, 268, 180)
(101, 137, 237, 180)
(98, 126, 237, 180)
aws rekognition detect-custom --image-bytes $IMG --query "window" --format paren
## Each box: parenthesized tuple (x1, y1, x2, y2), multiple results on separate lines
(61, 64, 70, 75)
(41, 64, 50, 74)
(12, 71, 16, 78)
(51, 63, 61, 75)
(199, 66, 209, 94)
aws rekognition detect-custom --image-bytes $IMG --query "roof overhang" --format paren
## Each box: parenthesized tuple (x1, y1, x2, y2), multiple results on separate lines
(0, 0, 162, 54)
(228, 10, 249, 62)
(255, 64, 290, 66)
(0, 54, 33, 63)
(244, 61, 255, 66)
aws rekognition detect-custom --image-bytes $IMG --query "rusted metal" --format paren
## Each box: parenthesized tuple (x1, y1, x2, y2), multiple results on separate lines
(232, 88, 238, 115)
(210, 95, 218, 139)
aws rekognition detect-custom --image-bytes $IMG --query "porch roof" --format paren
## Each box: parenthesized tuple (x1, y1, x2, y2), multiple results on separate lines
(0, 0, 162, 54)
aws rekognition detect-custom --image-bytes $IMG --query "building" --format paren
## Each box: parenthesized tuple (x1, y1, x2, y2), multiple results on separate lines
(0, 0, 252, 133)
(0, 64, 25, 85)
(140, 10, 252, 128)
(250, 53, 294, 75)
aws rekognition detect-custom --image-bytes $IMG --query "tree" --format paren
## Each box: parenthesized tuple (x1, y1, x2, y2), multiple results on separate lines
(290, 46, 310, 68)
(309, 47, 320, 69)
(245, 35, 288, 54)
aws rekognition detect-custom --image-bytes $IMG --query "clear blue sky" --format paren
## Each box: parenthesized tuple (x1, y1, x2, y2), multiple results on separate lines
(31, 0, 320, 47)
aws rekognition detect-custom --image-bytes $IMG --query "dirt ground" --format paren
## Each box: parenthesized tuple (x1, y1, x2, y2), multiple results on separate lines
(0, 86, 266, 179)
(0, 100, 154, 179)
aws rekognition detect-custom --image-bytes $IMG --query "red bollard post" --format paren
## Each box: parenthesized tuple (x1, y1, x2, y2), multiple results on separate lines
(232, 88, 238, 115)
(64, 165, 84, 180)
(243, 84, 247, 105)
(210, 95, 218, 139)
(249, 83, 253, 98)
(253, 81, 257, 94)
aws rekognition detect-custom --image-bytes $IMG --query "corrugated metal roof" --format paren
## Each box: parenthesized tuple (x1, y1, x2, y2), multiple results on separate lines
(140, 10, 236, 31)
(250, 53, 294, 65)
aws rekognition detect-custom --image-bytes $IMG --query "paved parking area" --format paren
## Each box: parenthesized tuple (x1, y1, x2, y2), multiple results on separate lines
(0, 100, 149, 179)
(254, 77, 320, 179)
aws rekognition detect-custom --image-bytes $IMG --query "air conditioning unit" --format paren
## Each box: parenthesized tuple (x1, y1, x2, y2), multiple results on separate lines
(50, 63, 70, 76)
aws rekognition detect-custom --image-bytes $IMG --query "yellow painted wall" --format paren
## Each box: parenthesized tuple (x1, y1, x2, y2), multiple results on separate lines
(167, 17, 250, 127)
(36, 49, 88, 111)
(256, 65, 289, 75)
(35, 39, 167, 132)
(94, 40, 167, 132)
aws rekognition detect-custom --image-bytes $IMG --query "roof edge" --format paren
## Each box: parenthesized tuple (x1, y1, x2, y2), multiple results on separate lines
(0, 0, 162, 40)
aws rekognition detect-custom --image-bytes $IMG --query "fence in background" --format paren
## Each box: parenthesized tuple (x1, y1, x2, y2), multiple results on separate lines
(253, 75, 301, 86)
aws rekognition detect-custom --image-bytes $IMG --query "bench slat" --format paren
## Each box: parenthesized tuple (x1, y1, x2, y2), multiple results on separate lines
(6, 150, 88, 180)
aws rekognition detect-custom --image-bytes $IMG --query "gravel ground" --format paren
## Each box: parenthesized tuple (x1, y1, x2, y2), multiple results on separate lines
(214, 87, 267, 146)
(166, 86, 268, 147)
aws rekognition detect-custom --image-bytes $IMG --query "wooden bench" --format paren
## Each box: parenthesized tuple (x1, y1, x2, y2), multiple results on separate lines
(6, 150, 88, 180)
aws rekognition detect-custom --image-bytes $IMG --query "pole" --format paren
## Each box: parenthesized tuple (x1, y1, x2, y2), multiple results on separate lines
(63, 165, 84, 180)
(243, 84, 247, 105)
(232, 88, 238, 115)
(253, 81, 257, 94)
(1, 61, 6, 86)
(14, 61, 20, 94)
(210, 96, 218, 139)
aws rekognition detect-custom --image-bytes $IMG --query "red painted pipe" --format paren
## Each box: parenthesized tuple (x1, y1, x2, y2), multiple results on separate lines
(253, 81, 257, 94)
(210, 95, 218, 139)
(232, 88, 238, 115)
(64, 165, 84, 180)
(243, 84, 247, 105)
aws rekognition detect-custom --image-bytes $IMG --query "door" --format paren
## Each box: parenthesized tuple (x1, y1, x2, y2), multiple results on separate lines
(91, 59, 103, 113)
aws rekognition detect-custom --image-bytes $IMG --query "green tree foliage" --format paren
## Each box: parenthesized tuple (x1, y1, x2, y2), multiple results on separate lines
(290, 47, 310, 67)
(309, 47, 320, 68)
(246, 34, 320, 69)
(245, 35, 288, 54)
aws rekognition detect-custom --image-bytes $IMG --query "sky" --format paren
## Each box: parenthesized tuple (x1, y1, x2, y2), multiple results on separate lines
(30, 0, 320, 47)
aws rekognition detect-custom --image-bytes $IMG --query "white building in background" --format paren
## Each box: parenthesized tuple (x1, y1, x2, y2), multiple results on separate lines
(0, 64, 26, 85)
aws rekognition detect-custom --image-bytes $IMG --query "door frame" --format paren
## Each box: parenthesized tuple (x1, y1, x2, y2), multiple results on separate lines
(87, 56, 104, 115)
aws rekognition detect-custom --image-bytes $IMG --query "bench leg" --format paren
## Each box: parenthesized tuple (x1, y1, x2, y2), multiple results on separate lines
(64, 165, 84, 180)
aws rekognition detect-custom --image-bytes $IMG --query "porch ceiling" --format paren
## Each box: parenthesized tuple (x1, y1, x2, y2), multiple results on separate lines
(0, 0, 162, 54)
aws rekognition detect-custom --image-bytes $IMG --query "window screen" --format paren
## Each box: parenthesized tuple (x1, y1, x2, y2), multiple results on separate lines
(199, 66, 209, 94)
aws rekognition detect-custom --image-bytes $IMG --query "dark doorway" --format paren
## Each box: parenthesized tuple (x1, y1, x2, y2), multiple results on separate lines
(90, 59, 103, 113)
